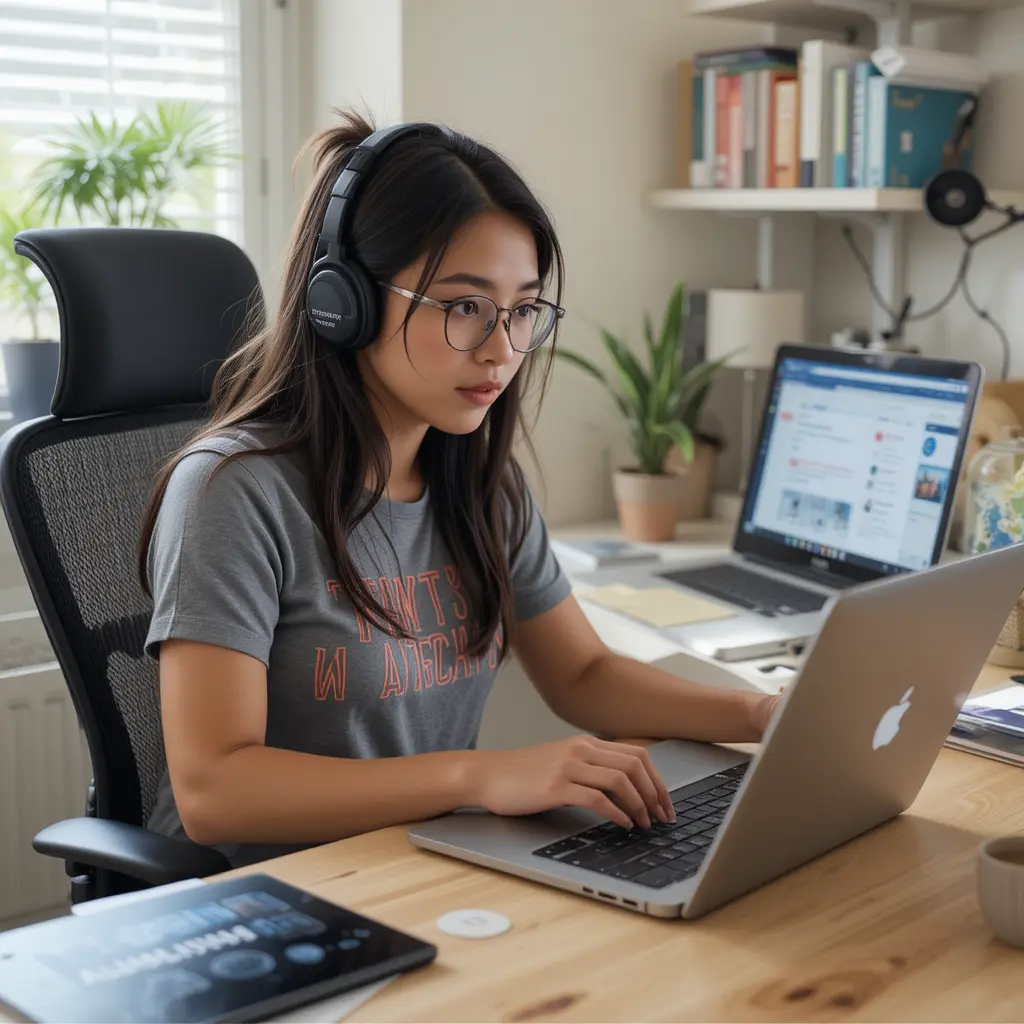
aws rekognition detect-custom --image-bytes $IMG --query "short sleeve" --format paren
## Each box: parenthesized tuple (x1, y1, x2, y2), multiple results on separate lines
(511, 488, 572, 622)
(144, 451, 283, 666)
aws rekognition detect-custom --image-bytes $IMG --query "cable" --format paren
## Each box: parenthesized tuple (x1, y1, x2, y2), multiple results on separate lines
(841, 214, 1017, 379)
(840, 223, 967, 323)
(959, 243, 1011, 380)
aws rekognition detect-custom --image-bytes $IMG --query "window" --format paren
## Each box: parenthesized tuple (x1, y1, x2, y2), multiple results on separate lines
(0, 0, 256, 393)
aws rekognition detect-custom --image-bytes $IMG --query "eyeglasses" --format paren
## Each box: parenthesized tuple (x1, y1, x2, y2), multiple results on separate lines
(380, 283, 565, 353)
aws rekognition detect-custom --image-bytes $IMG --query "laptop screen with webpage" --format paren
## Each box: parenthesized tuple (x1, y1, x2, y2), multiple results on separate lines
(736, 347, 981, 582)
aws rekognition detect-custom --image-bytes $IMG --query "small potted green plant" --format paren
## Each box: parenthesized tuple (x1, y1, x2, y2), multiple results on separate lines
(557, 283, 731, 541)
(0, 206, 59, 423)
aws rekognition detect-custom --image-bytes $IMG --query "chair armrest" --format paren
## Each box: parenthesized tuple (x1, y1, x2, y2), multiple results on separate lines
(33, 818, 232, 887)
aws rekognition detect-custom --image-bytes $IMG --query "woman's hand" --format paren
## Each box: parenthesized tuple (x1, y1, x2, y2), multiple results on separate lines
(472, 735, 676, 830)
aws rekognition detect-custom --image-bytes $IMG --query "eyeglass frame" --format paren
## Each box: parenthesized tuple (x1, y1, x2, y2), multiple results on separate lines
(379, 282, 565, 353)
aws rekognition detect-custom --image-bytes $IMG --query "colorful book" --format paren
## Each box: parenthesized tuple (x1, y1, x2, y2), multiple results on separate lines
(774, 78, 800, 188)
(865, 80, 976, 188)
(715, 72, 744, 188)
(851, 60, 882, 187)
(799, 40, 868, 186)
(832, 66, 851, 187)
(690, 66, 708, 187)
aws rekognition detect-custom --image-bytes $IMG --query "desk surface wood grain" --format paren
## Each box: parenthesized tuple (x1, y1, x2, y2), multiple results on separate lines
(7, 665, 1024, 1023)
(221, 663, 1024, 1023)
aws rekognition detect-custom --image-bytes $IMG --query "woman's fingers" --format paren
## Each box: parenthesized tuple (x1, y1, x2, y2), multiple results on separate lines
(591, 739, 675, 823)
(564, 782, 632, 829)
(570, 762, 652, 828)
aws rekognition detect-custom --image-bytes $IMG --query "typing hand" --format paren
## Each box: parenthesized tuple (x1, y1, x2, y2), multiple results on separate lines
(473, 736, 675, 830)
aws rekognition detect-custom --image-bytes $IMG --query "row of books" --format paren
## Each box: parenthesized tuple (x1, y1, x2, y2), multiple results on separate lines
(676, 42, 988, 191)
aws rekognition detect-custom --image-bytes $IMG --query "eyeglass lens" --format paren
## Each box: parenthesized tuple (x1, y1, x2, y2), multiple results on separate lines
(445, 297, 557, 352)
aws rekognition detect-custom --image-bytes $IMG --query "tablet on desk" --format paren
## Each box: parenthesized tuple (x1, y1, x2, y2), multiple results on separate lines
(0, 874, 436, 1024)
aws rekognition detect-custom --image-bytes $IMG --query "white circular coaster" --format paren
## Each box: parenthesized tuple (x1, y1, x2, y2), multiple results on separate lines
(435, 908, 511, 939)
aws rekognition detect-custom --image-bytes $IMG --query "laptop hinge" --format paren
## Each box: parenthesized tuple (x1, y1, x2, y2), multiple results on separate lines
(743, 553, 859, 591)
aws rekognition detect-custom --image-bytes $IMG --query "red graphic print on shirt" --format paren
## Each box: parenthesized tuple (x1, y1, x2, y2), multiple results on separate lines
(314, 565, 502, 701)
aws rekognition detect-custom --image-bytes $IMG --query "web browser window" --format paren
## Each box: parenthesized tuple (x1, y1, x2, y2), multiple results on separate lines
(742, 358, 972, 574)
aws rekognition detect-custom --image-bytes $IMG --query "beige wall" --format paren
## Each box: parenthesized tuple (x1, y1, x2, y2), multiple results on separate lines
(301, 0, 403, 136)
(401, 0, 762, 525)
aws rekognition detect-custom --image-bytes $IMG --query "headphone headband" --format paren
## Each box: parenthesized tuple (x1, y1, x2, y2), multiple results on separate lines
(317, 122, 450, 262)
(305, 120, 454, 352)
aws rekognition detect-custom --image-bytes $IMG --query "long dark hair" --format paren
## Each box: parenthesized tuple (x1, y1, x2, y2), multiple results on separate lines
(138, 111, 564, 659)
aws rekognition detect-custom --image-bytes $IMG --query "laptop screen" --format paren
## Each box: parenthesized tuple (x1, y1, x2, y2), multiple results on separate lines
(737, 348, 980, 580)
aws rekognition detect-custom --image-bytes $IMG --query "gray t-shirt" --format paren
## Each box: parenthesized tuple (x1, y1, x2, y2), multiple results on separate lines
(144, 424, 571, 866)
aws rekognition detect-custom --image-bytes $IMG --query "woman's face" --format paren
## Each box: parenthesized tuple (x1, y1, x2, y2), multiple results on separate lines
(359, 210, 540, 437)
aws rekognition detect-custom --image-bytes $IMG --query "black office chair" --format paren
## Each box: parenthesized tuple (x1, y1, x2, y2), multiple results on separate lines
(0, 227, 264, 903)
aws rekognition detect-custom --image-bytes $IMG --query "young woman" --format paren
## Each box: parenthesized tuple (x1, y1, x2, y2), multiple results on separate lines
(139, 112, 780, 868)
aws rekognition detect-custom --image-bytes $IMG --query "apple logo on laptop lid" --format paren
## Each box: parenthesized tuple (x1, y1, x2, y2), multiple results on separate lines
(873, 687, 914, 750)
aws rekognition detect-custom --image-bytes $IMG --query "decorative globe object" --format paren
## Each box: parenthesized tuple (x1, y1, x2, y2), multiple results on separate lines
(963, 434, 1024, 666)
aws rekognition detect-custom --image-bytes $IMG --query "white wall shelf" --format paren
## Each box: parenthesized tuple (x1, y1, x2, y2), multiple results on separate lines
(648, 187, 1024, 213)
(683, 0, 1020, 40)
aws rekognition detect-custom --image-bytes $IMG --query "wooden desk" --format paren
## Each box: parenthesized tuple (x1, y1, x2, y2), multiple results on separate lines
(211, 662, 1024, 1023)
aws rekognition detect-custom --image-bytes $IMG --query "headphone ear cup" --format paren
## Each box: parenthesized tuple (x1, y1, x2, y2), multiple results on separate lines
(306, 259, 379, 351)
(925, 169, 987, 228)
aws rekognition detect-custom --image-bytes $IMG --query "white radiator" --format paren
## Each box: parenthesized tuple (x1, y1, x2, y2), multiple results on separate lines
(0, 660, 93, 920)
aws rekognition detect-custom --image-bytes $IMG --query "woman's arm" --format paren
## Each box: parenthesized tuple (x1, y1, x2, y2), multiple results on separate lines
(160, 638, 676, 846)
(160, 640, 479, 846)
(513, 596, 778, 743)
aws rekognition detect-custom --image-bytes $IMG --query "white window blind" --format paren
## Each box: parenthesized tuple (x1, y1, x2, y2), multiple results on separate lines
(0, 0, 244, 238)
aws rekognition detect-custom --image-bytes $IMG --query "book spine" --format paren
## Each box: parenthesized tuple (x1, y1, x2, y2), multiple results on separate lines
(742, 70, 757, 187)
(798, 42, 822, 186)
(832, 66, 850, 187)
(851, 61, 876, 188)
(866, 76, 887, 188)
(774, 78, 799, 188)
(757, 68, 772, 188)
(703, 68, 717, 189)
(690, 69, 706, 186)
(728, 75, 744, 188)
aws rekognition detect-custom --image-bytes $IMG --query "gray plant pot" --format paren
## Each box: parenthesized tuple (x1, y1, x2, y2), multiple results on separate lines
(2, 340, 60, 425)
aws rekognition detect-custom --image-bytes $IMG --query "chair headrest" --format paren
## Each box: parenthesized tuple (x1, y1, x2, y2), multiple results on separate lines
(13, 228, 263, 419)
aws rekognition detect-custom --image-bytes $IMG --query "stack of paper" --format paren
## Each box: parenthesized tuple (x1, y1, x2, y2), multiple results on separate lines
(946, 684, 1024, 767)
(582, 583, 735, 629)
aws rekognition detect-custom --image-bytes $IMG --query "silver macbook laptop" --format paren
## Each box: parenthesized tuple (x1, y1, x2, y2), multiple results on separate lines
(591, 345, 982, 662)
(408, 539, 1024, 919)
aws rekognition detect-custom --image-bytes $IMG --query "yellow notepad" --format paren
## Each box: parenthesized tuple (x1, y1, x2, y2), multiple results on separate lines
(583, 584, 735, 628)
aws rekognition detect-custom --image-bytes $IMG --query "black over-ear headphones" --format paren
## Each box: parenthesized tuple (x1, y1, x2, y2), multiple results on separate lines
(305, 121, 453, 352)
(923, 95, 1023, 232)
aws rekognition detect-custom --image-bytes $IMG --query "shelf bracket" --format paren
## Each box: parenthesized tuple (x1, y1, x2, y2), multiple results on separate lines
(808, 0, 914, 44)
(756, 215, 776, 289)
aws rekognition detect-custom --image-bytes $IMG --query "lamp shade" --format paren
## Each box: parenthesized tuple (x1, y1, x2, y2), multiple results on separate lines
(706, 289, 806, 369)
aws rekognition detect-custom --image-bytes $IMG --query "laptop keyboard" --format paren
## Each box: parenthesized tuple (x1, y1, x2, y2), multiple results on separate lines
(659, 564, 827, 617)
(533, 763, 748, 890)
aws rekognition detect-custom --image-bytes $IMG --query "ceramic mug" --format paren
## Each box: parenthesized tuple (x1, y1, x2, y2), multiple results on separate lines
(978, 835, 1024, 948)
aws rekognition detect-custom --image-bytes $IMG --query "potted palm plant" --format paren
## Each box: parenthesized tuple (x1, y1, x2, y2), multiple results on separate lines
(557, 283, 732, 541)
(0, 206, 59, 423)
(32, 100, 233, 227)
